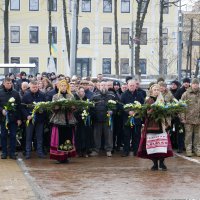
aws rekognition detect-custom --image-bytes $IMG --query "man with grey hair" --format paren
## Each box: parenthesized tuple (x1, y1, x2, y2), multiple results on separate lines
(121, 79, 144, 157)
(90, 81, 117, 157)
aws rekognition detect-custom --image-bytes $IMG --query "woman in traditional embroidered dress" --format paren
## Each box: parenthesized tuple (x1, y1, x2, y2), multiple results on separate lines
(74, 87, 92, 157)
(137, 84, 173, 171)
(50, 80, 76, 163)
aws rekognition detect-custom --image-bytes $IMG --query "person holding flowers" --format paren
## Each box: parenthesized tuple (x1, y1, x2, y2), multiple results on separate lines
(121, 80, 144, 157)
(90, 81, 117, 157)
(21, 80, 46, 159)
(0, 77, 21, 159)
(74, 87, 92, 157)
(50, 79, 76, 163)
(137, 84, 173, 171)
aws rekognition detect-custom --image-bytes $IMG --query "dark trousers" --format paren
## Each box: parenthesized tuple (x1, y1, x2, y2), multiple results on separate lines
(113, 115, 123, 149)
(26, 122, 44, 156)
(123, 125, 141, 154)
(1, 122, 17, 156)
(93, 122, 113, 152)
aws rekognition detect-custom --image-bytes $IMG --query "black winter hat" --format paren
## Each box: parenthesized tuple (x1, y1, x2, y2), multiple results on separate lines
(171, 80, 180, 87)
(113, 81, 120, 87)
(182, 77, 190, 83)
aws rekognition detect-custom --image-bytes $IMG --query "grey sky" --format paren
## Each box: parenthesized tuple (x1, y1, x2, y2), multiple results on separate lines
(182, 0, 198, 11)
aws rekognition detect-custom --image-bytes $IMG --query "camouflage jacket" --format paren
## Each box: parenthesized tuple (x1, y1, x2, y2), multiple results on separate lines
(181, 88, 200, 125)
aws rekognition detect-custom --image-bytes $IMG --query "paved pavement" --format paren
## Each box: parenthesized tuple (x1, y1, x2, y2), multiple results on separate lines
(1, 152, 200, 200)
(0, 159, 36, 200)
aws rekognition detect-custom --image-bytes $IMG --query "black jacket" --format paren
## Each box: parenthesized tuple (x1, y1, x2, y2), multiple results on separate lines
(21, 90, 46, 122)
(0, 86, 21, 122)
(91, 90, 117, 122)
(45, 87, 58, 101)
(16, 78, 29, 91)
(121, 90, 144, 125)
(174, 86, 188, 100)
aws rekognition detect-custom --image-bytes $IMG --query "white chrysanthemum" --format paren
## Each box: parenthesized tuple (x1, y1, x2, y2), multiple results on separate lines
(9, 97, 15, 103)
(108, 100, 116, 104)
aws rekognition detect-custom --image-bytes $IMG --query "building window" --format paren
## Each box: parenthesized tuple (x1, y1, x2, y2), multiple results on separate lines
(30, 26, 39, 43)
(47, 57, 57, 70)
(103, 27, 112, 44)
(163, 0, 169, 14)
(82, 0, 91, 12)
(10, 57, 20, 74)
(121, 28, 129, 45)
(139, 59, 147, 74)
(102, 58, 111, 74)
(120, 58, 129, 74)
(163, 59, 168, 75)
(10, 0, 20, 10)
(103, 0, 112, 13)
(82, 27, 90, 44)
(48, 0, 57, 11)
(10, 26, 20, 43)
(48, 26, 57, 44)
(29, 57, 39, 75)
(163, 28, 168, 45)
(121, 0, 130, 13)
(141, 0, 147, 13)
(140, 28, 147, 45)
(29, 0, 39, 11)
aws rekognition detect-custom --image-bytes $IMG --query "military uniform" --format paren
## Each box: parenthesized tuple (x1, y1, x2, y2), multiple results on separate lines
(181, 80, 200, 156)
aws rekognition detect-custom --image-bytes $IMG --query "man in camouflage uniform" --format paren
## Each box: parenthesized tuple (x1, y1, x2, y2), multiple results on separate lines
(181, 78, 200, 157)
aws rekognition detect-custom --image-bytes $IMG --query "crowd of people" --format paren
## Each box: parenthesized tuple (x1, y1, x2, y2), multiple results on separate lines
(0, 71, 200, 171)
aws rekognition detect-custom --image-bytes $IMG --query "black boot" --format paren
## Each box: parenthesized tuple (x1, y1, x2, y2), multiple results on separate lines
(151, 159, 158, 171)
(159, 159, 167, 171)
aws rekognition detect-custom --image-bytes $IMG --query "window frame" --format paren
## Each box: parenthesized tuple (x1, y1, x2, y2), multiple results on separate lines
(163, 28, 168, 45)
(29, 26, 39, 44)
(163, 0, 169, 14)
(139, 59, 147, 75)
(103, 27, 112, 45)
(121, 0, 130, 13)
(10, 0, 20, 11)
(10, 26, 20, 43)
(141, 0, 147, 13)
(47, 0, 57, 11)
(102, 58, 111, 74)
(140, 28, 147, 45)
(82, 0, 91, 12)
(82, 27, 90, 44)
(121, 28, 130, 45)
(103, 0, 112, 13)
(163, 59, 168, 75)
(48, 26, 57, 44)
(29, 57, 39, 75)
(29, 0, 39, 11)
(47, 57, 57, 70)
(10, 57, 20, 74)
(120, 58, 130, 74)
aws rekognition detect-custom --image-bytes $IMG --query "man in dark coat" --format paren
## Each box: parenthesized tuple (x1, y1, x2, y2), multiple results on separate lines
(90, 81, 117, 157)
(121, 79, 144, 157)
(0, 77, 21, 159)
(175, 78, 190, 100)
(21, 80, 46, 159)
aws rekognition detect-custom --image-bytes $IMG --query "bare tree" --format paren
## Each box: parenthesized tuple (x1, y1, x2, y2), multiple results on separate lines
(4, 0, 10, 75)
(63, 0, 71, 63)
(114, 0, 119, 76)
(135, 0, 151, 80)
(159, 0, 179, 77)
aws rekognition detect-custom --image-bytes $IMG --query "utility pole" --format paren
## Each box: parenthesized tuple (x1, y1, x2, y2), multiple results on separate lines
(70, 0, 77, 77)
(130, 21, 135, 77)
(177, 0, 183, 82)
